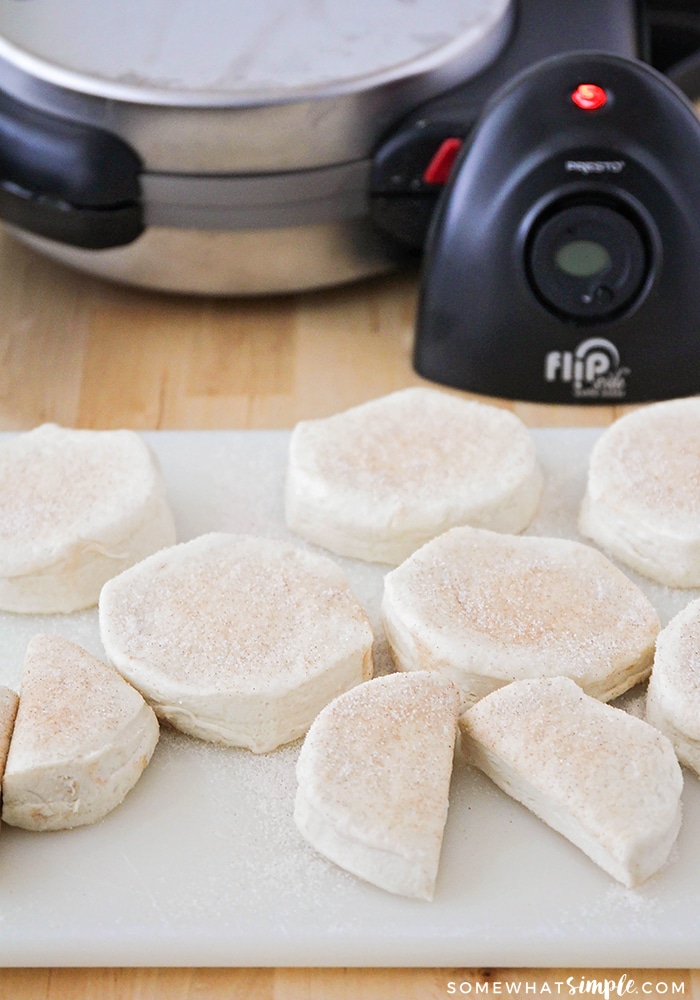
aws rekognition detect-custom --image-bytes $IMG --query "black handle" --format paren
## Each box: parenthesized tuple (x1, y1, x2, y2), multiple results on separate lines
(0, 88, 143, 249)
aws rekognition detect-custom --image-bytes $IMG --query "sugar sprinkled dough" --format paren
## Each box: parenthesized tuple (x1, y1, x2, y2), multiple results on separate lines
(460, 676, 683, 887)
(646, 596, 700, 774)
(579, 397, 700, 587)
(0, 684, 18, 802)
(0, 424, 176, 613)
(99, 532, 374, 753)
(294, 670, 460, 900)
(382, 524, 660, 706)
(2, 634, 159, 831)
(285, 387, 543, 564)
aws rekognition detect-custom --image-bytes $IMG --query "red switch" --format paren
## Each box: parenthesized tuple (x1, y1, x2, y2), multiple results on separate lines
(423, 137, 463, 185)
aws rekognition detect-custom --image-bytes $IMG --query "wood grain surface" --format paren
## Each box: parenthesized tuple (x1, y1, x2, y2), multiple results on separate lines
(0, 229, 694, 998)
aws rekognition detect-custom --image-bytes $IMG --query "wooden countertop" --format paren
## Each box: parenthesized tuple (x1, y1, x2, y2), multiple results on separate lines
(0, 230, 695, 999)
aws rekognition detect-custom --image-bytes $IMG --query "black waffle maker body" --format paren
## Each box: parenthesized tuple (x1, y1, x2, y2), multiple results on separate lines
(413, 47, 700, 403)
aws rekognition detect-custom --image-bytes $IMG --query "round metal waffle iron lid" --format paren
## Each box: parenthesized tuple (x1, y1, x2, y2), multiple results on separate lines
(0, 0, 512, 171)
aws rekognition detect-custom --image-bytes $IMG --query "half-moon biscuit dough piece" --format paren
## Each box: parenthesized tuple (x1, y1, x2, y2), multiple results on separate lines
(646, 596, 700, 775)
(294, 670, 460, 900)
(0, 423, 176, 613)
(382, 525, 660, 707)
(0, 685, 19, 804)
(579, 397, 700, 587)
(285, 387, 543, 564)
(99, 533, 374, 753)
(2, 634, 159, 831)
(460, 676, 683, 888)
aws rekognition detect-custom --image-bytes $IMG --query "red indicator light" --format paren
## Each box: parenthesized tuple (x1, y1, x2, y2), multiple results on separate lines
(571, 83, 607, 111)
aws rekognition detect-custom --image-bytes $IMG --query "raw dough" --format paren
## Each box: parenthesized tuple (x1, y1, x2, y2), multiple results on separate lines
(646, 596, 700, 775)
(460, 676, 683, 887)
(295, 670, 459, 900)
(579, 397, 700, 587)
(285, 387, 542, 564)
(382, 524, 660, 706)
(99, 532, 374, 752)
(0, 424, 176, 612)
(2, 634, 159, 831)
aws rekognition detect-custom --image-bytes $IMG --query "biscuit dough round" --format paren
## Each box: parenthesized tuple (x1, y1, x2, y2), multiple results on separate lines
(646, 596, 700, 775)
(382, 525, 660, 707)
(285, 387, 543, 564)
(0, 424, 176, 612)
(579, 397, 700, 587)
(99, 532, 374, 753)
(2, 634, 159, 831)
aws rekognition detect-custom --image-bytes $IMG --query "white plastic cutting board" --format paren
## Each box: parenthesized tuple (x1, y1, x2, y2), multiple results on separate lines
(0, 428, 699, 968)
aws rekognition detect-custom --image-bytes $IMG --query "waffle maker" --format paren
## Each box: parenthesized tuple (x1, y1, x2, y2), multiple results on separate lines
(413, 46, 700, 403)
(0, 0, 669, 297)
(0, 0, 699, 401)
